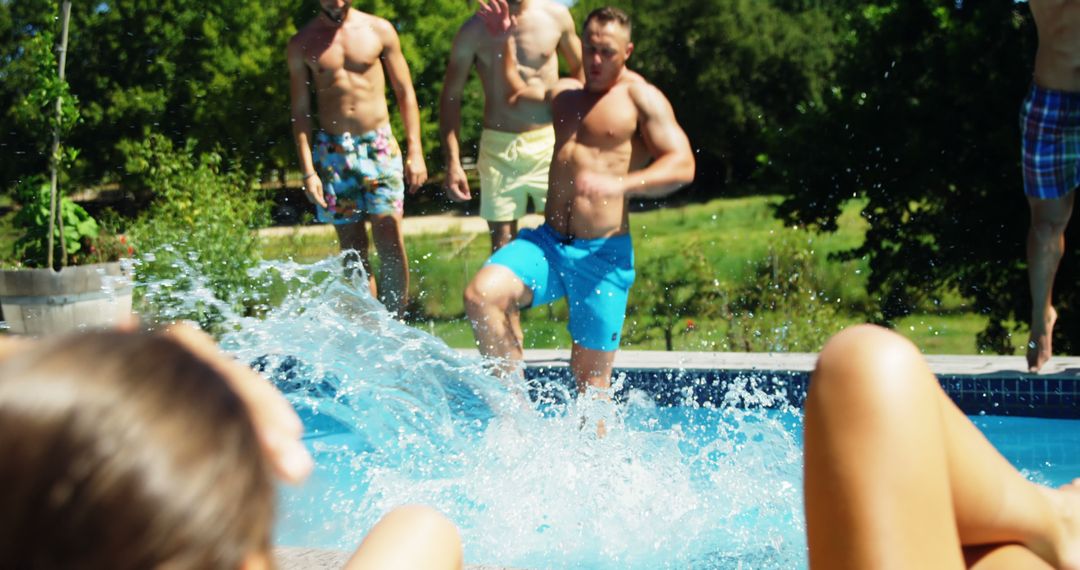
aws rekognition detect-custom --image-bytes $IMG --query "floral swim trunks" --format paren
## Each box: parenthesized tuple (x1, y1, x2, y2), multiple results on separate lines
(312, 125, 405, 224)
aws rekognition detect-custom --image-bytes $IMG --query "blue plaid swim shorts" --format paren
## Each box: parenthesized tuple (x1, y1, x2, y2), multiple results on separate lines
(1021, 83, 1080, 200)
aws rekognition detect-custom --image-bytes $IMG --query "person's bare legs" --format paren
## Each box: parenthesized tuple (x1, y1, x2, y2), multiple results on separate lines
(488, 220, 524, 347)
(369, 213, 409, 319)
(334, 222, 378, 297)
(1026, 192, 1075, 372)
(344, 505, 463, 570)
(805, 324, 1080, 569)
(487, 220, 518, 253)
(464, 264, 531, 376)
(570, 343, 616, 437)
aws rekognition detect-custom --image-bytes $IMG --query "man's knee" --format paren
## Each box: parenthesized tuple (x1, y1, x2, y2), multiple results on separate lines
(369, 215, 405, 248)
(464, 266, 521, 317)
(1029, 195, 1075, 236)
(464, 270, 500, 316)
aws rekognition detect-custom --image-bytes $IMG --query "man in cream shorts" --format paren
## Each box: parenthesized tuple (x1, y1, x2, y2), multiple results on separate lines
(440, 0, 582, 253)
(476, 126, 555, 239)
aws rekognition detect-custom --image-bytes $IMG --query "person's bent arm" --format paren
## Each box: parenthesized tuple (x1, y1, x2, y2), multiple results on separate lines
(378, 19, 428, 194)
(555, 5, 584, 82)
(477, 0, 548, 106)
(287, 39, 327, 208)
(622, 82, 696, 199)
(439, 24, 478, 202)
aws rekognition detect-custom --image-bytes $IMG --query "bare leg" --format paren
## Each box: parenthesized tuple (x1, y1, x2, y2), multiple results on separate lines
(334, 222, 377, 297)
(344, 505, 463, 570)
(463, 264, 531, 376)
(805, 324, 1080, 569)
(369, 213, 409, 319)
(487, 220, 524, 347)
(570, 343, 616, 437)
(487, 220, 518, 253)
(1026, 193, 1074, 372)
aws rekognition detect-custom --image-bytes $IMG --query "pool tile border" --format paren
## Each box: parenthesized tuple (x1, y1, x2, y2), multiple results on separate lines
(518, 350, 1080, 419)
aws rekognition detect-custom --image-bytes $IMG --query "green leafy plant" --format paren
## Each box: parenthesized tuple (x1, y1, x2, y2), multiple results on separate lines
(12, 176, 96, 267)
(626, 246, 723, 351)
(6, 4, 114, 270)
(722, 230, 846, 352)
(122, 133, 271, 328)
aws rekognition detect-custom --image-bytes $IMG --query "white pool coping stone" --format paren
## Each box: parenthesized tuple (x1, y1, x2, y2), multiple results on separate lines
(517, 349, 1080, 378)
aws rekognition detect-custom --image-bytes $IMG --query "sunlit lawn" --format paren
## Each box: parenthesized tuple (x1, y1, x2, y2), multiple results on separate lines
(259, 196, 1022, 355)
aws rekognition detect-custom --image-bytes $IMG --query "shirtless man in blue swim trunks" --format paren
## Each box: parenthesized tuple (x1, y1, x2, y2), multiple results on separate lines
(288, 0, 427, 318)
(464, 4, 695, 400)
(1022, 0, 1080, 372)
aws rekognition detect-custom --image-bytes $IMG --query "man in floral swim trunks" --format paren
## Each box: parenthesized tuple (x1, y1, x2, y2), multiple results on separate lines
(288, 0, 427, 318)
(1021, 0, 1080, 372)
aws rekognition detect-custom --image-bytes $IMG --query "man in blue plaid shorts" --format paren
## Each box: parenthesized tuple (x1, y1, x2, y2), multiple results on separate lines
(1021, 1, 1080, 372)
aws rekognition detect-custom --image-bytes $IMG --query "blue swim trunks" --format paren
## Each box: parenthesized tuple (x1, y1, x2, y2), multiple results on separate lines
(1020, 84, 1080, 199)
(486, 223, 635, 352)
(312, 125, 405, 223)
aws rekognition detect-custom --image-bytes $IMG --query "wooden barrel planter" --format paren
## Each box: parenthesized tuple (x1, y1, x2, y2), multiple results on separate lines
(0, 262, 133, 335)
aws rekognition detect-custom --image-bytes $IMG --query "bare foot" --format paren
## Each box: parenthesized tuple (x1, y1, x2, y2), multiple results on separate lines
(1028, 306, 1058, 373)
(1033, 479, 1080, 570)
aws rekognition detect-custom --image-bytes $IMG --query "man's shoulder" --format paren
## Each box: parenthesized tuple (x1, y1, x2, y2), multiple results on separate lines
(538, 0, 573, 18)
(624, 73, 658, 95)
(289, 18, 321, 45)
(455, 15, 486, 42)
(348, 10, 392, 33)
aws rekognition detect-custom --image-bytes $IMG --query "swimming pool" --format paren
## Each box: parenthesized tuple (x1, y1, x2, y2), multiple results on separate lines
(143, 256, 1079, 569)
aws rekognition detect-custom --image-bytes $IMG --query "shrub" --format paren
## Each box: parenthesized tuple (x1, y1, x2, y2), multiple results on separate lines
(722, 229, 846, 352)
(11, 176, 97, 268)
(122, 134, 271, 328)
(625, 246, 723, 351)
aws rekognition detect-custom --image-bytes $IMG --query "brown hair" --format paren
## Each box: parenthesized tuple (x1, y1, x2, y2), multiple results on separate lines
(583, 6, 632, 36)
(0, 330, 275, 569)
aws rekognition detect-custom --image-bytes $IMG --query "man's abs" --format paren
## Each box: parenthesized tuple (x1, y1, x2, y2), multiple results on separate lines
(314, 81, 391, 135)
(1032, 0, 1080, 92)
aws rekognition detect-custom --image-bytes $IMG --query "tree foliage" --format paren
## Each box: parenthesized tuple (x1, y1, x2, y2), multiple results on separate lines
(771, 0, 1064, 354)
(0, 0, 476, 189)
(570, 0, 839, 190)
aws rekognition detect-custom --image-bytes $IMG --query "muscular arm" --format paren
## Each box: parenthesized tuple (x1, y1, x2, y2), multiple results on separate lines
(378, 19, 428, 192)
(439, 23, 477, 200)
(287, 37, 327, 208)
(555, 6, 584, 82)
(623, 83, 695, 199)
(477, 0, 550, 105)
(499, 35, 550, 105)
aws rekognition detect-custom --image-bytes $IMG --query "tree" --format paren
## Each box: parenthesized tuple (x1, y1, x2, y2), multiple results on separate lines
(0, 0, 478, 190)
(570, 0, 839, 192)
(771, 0, 1061, 354)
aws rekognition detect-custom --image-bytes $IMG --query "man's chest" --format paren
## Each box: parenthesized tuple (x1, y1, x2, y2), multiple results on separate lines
(555, 91, 638, 149)
(305, 30, 382, 75)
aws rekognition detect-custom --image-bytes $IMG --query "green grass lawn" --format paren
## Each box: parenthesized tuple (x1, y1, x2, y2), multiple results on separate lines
(258, 196, 1020, 355)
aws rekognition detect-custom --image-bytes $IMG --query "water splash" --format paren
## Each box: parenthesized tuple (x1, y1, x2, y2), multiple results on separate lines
(135, 251, 807, 569)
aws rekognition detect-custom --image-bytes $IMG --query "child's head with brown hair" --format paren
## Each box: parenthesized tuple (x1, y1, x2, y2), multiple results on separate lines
(0, 329, 275, 569)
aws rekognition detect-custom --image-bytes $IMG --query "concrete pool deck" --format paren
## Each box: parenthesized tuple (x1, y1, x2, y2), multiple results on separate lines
(519, 348, 1080, 377)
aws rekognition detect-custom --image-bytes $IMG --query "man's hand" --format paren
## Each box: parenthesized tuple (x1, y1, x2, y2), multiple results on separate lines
(405, 151, 428, 194)
(477, 0, 516, 37)
(575, 170, 627, 200)
(302, 173, 329, 209)
(444, 162, 472, 202)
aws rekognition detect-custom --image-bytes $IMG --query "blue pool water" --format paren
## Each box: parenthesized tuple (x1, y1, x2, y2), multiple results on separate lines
(138, 254, 1080, 569)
